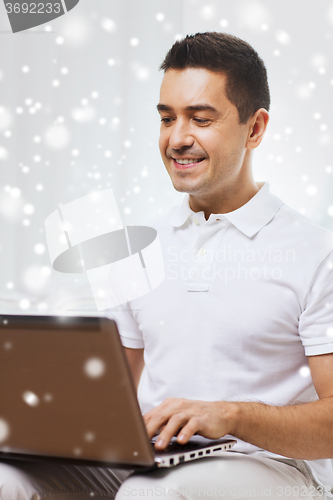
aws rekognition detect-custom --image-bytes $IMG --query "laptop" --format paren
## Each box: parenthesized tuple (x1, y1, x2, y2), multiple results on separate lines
(0, 314, 236, 470)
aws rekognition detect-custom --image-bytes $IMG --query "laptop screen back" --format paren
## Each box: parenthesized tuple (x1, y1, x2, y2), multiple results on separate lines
(0, 315, 154, 468)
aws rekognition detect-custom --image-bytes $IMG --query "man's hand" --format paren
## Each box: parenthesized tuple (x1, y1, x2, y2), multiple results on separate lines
(142, 355, 333, 458)
(143, 397, 236, 450)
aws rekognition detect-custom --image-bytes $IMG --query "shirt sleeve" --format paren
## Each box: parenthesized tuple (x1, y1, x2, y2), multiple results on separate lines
(299, 250, 333, 356)
(106, 303, 144, 349)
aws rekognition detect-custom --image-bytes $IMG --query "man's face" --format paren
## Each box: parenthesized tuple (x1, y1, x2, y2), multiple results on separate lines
(158, 68, 253, 209)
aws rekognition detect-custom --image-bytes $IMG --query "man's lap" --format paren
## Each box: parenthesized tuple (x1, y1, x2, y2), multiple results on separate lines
(0, 454, 321, 500)
(116, 452, 320, 500)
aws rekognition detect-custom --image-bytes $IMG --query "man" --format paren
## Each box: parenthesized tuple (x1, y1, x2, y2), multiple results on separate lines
(113, 32, 333, 499)
(1, 32, 333, 500)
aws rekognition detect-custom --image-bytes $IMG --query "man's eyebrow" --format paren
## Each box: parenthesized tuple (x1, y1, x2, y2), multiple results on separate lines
(185, 104, 218, 113)
(156, 104, 172, 112)
(156, 103, 219, 114)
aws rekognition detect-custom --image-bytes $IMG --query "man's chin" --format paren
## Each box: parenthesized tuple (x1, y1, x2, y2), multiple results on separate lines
(172, 185, 188, 193)
(166, 166, 207, 195)
(170, 180, 201, 195)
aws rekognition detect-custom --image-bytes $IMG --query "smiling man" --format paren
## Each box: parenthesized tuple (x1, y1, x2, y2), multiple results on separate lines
(1, 32, 333, 500)
(114, 32, 333, 500)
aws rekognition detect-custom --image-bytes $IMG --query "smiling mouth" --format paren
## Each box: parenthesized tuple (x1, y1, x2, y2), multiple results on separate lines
(172, 158, 205, 165)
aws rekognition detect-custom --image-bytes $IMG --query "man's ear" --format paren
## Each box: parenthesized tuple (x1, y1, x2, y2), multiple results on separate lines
(246, 108, 269, 150)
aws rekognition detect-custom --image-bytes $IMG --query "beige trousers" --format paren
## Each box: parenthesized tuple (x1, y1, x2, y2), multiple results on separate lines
(116, 453, 324, 500)
(0, 453, 325, 500)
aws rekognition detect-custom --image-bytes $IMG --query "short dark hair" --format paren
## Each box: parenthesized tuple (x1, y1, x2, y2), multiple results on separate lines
(160, 32, 270, 124)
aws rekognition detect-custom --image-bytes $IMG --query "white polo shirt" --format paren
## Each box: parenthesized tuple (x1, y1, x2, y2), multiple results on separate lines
(109, 182, 333, 491)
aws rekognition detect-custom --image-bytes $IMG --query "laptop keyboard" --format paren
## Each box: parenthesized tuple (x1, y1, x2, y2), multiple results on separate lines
(151, 438, 209, 454)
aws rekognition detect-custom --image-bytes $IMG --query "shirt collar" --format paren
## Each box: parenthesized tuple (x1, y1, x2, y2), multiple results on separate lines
(169, 182, 284, 238)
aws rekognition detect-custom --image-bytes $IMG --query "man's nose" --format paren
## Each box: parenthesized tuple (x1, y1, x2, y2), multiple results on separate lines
(169, 120, 194, 150)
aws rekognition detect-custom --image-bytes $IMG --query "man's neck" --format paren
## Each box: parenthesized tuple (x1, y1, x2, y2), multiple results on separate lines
(188, 181, 260, 220)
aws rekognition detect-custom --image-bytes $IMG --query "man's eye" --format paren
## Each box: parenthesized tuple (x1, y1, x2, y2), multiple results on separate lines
(193, 118, 209, 124)
(160, 117, 173, 124)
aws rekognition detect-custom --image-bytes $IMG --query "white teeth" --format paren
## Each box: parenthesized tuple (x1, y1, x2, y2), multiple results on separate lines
(174, 158, 204, 165)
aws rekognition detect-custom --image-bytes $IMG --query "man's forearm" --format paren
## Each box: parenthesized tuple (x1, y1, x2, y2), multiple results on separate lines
(229, 397, 333, 460)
